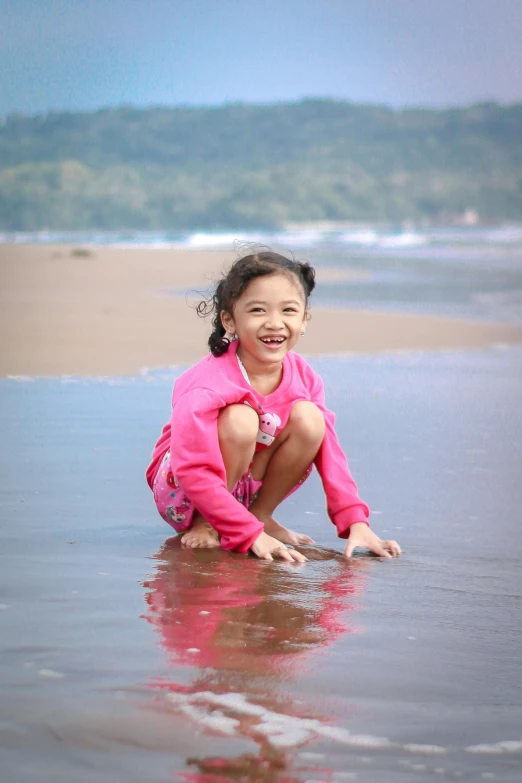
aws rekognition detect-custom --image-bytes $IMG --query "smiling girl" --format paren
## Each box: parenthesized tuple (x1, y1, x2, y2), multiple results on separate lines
(146, 250, 401, 562)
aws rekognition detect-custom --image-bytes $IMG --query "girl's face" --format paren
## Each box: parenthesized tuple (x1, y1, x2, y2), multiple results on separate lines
(221, 273, 308, 367)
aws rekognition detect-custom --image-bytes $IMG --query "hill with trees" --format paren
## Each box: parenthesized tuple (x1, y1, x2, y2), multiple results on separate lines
(1, 99, 521, 230)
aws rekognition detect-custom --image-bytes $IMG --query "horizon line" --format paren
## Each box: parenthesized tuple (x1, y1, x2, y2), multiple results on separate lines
(2, 95, 522, 121)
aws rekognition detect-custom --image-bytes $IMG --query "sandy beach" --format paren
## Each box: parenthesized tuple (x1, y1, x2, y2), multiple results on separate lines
(2, 243, 522, 376)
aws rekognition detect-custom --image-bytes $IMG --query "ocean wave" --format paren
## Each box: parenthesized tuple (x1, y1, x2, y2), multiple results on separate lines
(338, 230, 380, 245)
(270, 229, 326, 246)
(377, 232, 429, 248)
(183, 229, 329, 249)
(3, 226, 522, 256)
(185, 232, 263, 248)
(337, 230, 429, 248)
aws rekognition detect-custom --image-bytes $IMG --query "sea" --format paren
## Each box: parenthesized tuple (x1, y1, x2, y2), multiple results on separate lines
(1, 225, 522, 782)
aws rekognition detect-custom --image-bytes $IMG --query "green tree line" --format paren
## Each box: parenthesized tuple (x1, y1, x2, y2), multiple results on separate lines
(1, 99, 521, 230)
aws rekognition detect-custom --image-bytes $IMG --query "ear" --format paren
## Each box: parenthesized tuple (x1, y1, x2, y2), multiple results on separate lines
(220, 309, 235, 336)
(300, 310, 310, 336)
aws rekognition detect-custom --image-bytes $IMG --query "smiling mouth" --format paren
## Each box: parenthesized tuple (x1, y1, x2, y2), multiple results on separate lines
(260, 336, 286, 346)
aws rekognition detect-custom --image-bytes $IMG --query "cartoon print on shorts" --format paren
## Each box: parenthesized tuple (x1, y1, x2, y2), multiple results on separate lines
(166, 471, 178, 488)
(165, 496, 193, 525)
(165, 506, 187, 525)
(257, 411, 281, 446)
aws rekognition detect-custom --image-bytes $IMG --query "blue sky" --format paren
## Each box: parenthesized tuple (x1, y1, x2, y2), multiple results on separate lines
(1, 0, 521, 114)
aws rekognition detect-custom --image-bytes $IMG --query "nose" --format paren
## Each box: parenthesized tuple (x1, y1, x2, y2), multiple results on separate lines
(264, 310, 284, 330)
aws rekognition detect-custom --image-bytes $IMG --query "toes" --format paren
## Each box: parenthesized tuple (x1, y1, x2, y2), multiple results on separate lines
(181, 535, 200, 547)
(182, 534, 219, 549)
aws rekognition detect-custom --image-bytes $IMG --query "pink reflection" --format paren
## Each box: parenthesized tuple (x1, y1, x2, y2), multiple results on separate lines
(142, 538, 371, 780)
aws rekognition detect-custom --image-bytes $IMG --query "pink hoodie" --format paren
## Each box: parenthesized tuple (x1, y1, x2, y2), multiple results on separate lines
(146, 342, 369, 552)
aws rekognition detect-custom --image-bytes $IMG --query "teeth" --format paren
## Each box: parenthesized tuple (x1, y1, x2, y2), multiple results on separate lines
(261, 337, 284, 343)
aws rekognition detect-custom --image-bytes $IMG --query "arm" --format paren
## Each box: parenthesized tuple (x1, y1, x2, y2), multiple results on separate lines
(309, 372, 401, 558)
(309, 374, 370, 537)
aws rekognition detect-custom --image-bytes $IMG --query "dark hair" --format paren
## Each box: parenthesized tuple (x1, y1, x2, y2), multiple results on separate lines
(196, 249, 316, 357)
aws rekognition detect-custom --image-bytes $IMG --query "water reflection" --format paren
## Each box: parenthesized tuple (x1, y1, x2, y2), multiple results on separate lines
(142, 538, 371, 780)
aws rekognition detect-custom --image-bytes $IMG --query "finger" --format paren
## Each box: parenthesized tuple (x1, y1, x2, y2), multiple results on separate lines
(371, 542, 392, 558)
(382, 540, 402, 557)
(297, 534, 315, 545)
(344, 539, 357, 557)
(390, 542, 402, 556)
(289, 549, 308, 563)
(261, 552, 274, 561)
(275, 547, 294, 562)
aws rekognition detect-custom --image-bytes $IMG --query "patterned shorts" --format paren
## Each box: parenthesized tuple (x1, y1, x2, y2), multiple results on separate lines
(152, 450, 312, 534)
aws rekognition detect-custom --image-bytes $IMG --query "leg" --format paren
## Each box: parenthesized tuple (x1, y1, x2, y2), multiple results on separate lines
(248, 401, 325, 546)
(181, 404, 258, 548)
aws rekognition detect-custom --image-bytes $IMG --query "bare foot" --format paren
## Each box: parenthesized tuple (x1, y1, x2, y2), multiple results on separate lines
(181, 515, 220, 548)
(251, 511, 315, 547)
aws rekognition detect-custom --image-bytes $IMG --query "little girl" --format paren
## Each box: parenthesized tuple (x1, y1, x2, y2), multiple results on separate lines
(146, 249, 401, 563)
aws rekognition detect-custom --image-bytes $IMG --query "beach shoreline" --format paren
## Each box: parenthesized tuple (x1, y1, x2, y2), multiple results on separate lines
(2, 243, 522, 377)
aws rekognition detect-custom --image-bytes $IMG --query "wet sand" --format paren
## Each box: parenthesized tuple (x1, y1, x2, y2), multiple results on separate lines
(1, 241, 522, 781)
(2, 244, 522, 376)
(1, 350, 522, 781)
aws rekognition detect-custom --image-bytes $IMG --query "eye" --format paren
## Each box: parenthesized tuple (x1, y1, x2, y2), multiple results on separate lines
(284, 307, 298, 313)
(250, 307, 265, 313)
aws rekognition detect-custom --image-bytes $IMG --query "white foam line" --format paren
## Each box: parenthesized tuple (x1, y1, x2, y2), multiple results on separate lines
(168, 691, 395, 749)
(166, 690, 519, 756)
(38, 668, 66, 679)
(403, 744, 447, 755)
(466, 740, 522, 754)
(195, 691, 268, 716)
(318, 728, 393, 749)
(179, 703, 239, 735)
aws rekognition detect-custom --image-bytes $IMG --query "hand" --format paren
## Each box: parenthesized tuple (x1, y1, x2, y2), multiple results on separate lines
(251, 531, 308, 563)
(344, 522, 401, 559)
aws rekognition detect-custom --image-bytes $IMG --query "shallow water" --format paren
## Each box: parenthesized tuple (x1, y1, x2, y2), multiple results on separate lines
(1, 349, 522, 781)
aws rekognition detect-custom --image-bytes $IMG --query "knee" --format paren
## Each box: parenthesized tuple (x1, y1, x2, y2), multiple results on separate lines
(218, 404, 259, 449)
(287, 401, 325, 446)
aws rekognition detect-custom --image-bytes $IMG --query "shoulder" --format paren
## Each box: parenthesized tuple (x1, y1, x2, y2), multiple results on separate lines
(174, 353, 213, 386)
(288, 351, 324, 392)
(172, 347, 246, 406)
(174, 351, 232, 391)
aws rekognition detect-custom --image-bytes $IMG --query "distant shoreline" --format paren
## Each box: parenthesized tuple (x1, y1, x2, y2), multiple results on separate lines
(2, 244, 522, 378)
(2, 101, 521, 230)
(3, 219, 522, 245)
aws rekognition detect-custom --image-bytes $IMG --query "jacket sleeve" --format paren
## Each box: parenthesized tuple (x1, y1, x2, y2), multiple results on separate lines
(308, 371, 370, 538)
(169, 389, 264, 553)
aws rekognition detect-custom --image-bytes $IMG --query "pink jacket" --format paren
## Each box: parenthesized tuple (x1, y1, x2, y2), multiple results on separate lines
(146, 342, 369, 552)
